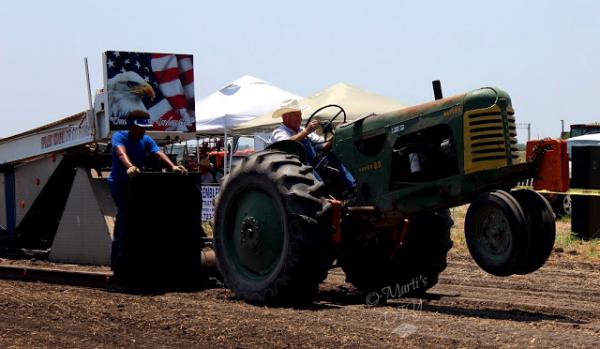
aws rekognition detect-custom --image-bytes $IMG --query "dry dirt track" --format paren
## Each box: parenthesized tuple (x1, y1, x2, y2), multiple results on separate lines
(0, 249, 599, 349)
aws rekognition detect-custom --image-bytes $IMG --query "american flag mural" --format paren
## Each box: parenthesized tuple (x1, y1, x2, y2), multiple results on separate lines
(104, 50, 196, 131)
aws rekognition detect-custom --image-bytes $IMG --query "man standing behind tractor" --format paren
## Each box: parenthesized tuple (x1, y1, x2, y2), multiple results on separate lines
(108, 114, 188, 270)
(198, 157, 223, 184)
(270, 100, 356, 197)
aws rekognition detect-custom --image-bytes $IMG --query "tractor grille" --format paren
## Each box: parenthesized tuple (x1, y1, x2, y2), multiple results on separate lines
(463, 105, 518, 174)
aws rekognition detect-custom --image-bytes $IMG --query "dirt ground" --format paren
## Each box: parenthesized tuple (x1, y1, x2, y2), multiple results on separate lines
(0, 245, 598, 349)
(1, 206, 598, 348)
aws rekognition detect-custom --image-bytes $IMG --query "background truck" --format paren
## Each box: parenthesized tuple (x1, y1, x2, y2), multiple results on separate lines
(565, 123, 600, 139)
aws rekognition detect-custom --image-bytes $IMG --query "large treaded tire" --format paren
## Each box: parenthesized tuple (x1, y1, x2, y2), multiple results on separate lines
(214, 150, 332, 304)
(341, 210, 453, 299)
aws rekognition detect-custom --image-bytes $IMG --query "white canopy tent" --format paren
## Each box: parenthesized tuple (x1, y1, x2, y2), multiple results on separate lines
(195, 75, 301, 134)
(194, 75, 300, 174)
(233, 82, 407, 135)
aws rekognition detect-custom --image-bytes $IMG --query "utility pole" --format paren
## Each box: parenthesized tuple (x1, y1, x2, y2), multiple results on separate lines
(561, 120, 564, 133)
(516, 123, 531, 141)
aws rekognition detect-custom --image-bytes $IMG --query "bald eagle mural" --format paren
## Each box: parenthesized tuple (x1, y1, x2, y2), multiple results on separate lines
(104, 50, 196, 131)
(107, 71, 155, 123)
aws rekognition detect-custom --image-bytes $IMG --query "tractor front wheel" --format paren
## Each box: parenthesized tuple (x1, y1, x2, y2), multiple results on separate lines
(511, 190, 556, 274)
(465, 190, 528, 276)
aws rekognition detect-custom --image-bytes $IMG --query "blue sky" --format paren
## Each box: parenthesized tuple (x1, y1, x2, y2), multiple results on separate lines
(1, 0, 599, 142)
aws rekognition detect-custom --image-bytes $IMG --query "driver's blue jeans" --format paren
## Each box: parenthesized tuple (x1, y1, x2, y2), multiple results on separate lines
(301, 139, 356, 194)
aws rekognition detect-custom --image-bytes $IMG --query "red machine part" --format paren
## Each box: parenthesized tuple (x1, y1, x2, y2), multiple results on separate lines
(329, 199, 342, 244)
(526, 139, 569, 192)
(390, 218, 410, 258)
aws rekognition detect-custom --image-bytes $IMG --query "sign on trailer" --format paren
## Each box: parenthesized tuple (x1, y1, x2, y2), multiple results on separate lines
(202, 185, 220, 222)
(103, 50, 196, 132)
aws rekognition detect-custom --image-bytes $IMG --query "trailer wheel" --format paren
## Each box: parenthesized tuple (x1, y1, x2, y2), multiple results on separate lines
(213, 150, 332, 304)
(550, 194, 571, 217)
(511, 190, 556, 274)
(557, 195, 572, 216)
(341, 210, 453, 301)
(562, 195, 572, 216)
(465, 190, 527, 276)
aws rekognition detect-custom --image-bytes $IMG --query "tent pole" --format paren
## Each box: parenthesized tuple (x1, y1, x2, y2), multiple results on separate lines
(196, 135, 200, 169)
(228, 136, 235, 174)
(223, 116, 228, 176)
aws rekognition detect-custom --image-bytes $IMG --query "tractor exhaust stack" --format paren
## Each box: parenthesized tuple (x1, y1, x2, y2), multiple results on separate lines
(432, 80, 443, 100)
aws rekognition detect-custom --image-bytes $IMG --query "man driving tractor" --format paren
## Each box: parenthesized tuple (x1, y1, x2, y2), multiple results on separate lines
(270, 100, 356, 197)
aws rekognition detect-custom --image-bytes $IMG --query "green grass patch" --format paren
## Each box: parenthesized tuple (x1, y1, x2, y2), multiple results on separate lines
(202, 221, 214, 237)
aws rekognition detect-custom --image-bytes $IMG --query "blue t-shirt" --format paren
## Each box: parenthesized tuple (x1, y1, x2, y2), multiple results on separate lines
(109, 131, 160, 183)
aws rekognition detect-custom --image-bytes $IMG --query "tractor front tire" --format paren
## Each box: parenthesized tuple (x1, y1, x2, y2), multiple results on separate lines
(511, 190, 556, 274)
(214, 150, 332, 304)
(465, 190, 528, 276)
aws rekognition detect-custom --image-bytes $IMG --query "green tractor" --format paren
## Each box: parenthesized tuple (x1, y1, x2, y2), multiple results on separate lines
(213, 84, 560, 304)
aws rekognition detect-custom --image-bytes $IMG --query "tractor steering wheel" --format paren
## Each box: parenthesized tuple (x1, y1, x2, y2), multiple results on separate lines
(305, 104, 347, 144)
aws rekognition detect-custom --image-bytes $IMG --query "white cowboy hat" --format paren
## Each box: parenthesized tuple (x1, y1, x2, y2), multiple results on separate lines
(272, 99, 305, 118)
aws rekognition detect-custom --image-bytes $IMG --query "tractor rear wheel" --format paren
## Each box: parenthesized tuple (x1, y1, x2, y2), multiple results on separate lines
(213, 150, 332, 304)
(465, 190, 528, 276)
(341, 210, 453, 301)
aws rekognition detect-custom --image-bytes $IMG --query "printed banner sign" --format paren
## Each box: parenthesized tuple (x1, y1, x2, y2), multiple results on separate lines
(104, 50, 196, 132)
(201, 185, 221, 222)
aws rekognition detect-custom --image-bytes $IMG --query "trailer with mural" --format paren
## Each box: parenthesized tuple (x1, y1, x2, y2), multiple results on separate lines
(0, 51, 210, 287)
